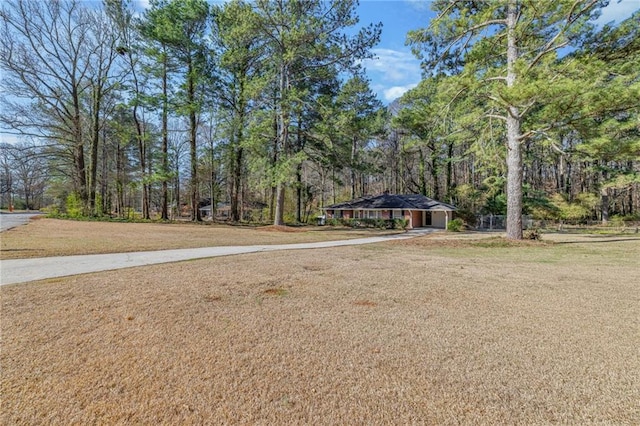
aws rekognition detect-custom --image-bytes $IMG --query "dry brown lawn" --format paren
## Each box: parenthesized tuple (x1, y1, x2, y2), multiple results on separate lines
(2, 225, 640, 424)
(0, 218, 400, 259)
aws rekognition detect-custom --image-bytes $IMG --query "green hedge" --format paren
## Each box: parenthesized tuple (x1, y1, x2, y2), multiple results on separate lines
(327, 217, 408, 230)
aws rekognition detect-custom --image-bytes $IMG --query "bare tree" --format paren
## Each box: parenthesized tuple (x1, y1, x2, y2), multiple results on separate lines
(0, 0, 96, 210)
(0, 142, 48, 209)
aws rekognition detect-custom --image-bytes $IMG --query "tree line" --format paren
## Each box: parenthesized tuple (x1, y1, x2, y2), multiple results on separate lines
(1, 0, 638, 239)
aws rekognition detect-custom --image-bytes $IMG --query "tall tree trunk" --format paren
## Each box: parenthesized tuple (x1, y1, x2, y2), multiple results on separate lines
(101, 127, 108, 215)
(231, 107, 246, 222)
(188, 59, 201, 222)
(174, 166, 180, 219)
(418, 148, 427, 196)
(296, 119, 303, 223)
(505, 0, 523, 240)
(89, 82, 102, 215)
(429, 143, 440, 200)
(116, 141, 125, 218)
(161, 52, 169, 220)
(296, 164, 303, 223)
(446, 142, 453, 200)
(273, 63, 289, 226)
(274, 184, 285, 226)
(231, 145, 243, 222)
(72, 84, 88, 212)
(351, 136, 357, 199)
(134, 111, 149, 220)
(601, 168, 609, 223)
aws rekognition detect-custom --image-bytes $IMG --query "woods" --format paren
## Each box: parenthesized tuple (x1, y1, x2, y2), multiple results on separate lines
(1, 0, 638, 238)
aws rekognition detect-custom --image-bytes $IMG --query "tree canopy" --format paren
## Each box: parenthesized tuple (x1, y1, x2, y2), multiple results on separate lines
(1, 0, 637, 234)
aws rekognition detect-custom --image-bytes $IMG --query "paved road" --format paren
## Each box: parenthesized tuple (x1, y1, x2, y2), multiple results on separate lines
(0, 212, 41, 232)
(0, 228, 439, 286)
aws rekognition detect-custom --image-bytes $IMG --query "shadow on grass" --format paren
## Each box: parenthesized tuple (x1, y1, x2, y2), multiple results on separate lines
(555, 237, 640, 244)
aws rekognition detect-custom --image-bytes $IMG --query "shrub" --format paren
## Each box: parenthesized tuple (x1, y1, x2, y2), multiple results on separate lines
(393, 218, 409, 230)
(326, 218, 340, 226)
(447, 218, 464, 232)
(41, 205, 61, 218)
(454, 208, 477, 226)
(523, 228, 542, 240)
(65, 193, 83, 218)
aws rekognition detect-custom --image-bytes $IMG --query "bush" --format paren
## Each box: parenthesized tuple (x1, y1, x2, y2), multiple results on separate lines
(65, 193, 83, 218)
(454, 208, 477, 227)
(326, 217, 409, 230)
(447, 218, 464, 232)
(41, 205, 61, 217)
(392, 218, 409, 230)
(326, 218, 340, 226)
(523, 228, 542, 240)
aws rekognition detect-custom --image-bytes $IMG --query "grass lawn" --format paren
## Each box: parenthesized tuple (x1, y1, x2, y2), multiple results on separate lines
(1, 221, 639, 424)
(0, 217, 401, 259)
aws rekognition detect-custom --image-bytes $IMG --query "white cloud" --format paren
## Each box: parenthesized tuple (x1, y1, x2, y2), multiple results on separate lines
(383, 83, 418, 102)
(361, 48, 422, 103)
(363, 48, 422, 83)
(596, 0, 639, 24)
(404, 0, 432, 12)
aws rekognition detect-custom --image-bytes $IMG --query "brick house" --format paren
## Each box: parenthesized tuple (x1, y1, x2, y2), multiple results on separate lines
(324, 193, 456, 229)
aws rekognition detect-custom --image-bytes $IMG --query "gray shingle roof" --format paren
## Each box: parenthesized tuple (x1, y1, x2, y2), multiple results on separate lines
(325, 194, 456, 211)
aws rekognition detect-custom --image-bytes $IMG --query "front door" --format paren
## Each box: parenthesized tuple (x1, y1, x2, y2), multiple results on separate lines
(425, 211, 432, 226)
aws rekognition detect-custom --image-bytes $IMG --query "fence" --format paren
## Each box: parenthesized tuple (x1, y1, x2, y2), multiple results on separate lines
(475, 215, 640, 231)
(475, 215, 535, 230)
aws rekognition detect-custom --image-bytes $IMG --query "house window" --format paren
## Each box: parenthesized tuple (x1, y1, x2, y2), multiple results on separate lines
(368, 210, 379, 219)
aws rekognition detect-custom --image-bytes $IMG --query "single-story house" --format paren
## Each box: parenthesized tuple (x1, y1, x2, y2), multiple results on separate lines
(324, 193, 456, 229)
(200, 201, 267, 221)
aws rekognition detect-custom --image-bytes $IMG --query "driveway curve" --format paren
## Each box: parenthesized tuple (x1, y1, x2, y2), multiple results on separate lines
(0, 228, 439, 286)
(0, 212, 42, 232)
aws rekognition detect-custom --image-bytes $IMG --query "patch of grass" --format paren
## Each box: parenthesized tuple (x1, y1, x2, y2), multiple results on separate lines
(2, 233, 639, 424)
(263, 288, 288, 296)
(0, 218, 402, 259)
(352, 300, 377, 307)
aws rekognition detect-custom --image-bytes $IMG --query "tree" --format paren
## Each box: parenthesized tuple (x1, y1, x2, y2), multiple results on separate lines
(393, 77, 451, 199)
(1, 0, 96, 211)
(87, 8, 121, 215)
(212, 0, 265, 222)
(253, 0, 381, 225)
(408, 0, 607, 239)
(0, 142, 48, 210)
(334, 75, 383, 199)
(143, 0, 210, 222)
(106, 0, 157, 219)
(571, 12, 640, 221)
(135, 0, 183, 220)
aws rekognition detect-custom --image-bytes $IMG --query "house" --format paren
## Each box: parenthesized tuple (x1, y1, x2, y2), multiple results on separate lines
(324, 193, 456, 229)
(200, 201, 267, 221)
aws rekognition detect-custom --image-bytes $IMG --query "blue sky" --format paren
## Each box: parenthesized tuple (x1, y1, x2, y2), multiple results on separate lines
(359, 0, 640, 104)
(357, 0, 434, 103)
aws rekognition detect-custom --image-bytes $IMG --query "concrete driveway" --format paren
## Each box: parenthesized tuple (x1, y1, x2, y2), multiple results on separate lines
(0, 228, 440, 286)
(0, 212, 42, 232)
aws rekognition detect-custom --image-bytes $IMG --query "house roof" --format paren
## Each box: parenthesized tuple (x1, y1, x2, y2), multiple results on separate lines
(325, 194, 456, 211)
